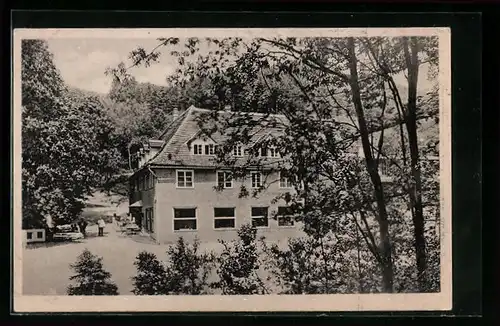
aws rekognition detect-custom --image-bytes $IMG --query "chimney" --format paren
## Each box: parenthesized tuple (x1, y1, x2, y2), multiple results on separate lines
(172, 108, 179, 120)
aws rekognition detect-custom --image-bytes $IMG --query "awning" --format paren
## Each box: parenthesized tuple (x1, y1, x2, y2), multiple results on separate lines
(129, 200, 143, 208)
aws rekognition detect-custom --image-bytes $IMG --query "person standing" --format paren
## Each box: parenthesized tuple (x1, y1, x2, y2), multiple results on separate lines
(97, 218, 106, 237)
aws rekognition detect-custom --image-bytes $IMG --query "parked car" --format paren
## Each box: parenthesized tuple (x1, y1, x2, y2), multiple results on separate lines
(52, 224, 84, 242)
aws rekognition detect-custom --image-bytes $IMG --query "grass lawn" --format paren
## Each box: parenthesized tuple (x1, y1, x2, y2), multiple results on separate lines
(22, 224, 225, 295)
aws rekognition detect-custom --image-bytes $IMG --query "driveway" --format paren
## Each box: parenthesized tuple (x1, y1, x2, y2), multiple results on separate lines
(22, 223, 223, 295)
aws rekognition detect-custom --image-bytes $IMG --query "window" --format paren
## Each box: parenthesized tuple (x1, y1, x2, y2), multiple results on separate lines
(143, 209, 148, 231)
(214, 207, 236, 229)
(277, 206, 295, 227)
(144, 208, 154, 233)
(150, 209, 154, 232)
(378, 159, 391, 176)
(251, 172, 262, 188)
(269, 147, 279, 158)
(150, 173, 155, 188)
(145, 174, 150, 189)
(279, 171, 294, 188)
(174, 208, 197, 231)
(251, 207, 269, 228)
(205, 144, 217, 155)
(27, 232, 33, 240)
(193, 144, 203, 155)
(259, 146, 268, 157)
(233, 145, 243, 157)
(217, 171, 233, 188)
(176, 170, 194, 188)
(37, 231, 44, 238)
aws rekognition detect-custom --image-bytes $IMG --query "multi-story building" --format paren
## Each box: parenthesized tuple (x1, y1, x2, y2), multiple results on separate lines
(128, 105, 438, 244)
(128, 105, 306, 244)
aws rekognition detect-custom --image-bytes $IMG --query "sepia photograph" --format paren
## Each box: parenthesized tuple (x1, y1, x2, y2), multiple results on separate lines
(13, 27, 451, 312)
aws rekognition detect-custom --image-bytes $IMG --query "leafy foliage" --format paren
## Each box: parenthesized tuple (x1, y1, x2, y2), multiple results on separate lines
(211, 224, 268, 295)
(67, 249, 119, 295)
(163, 237, 215, 295)
(131, 237, 215, 295)
(131, 251, 169, 295)
(111, 35, 441, 293)
(21, 40, 122, 228)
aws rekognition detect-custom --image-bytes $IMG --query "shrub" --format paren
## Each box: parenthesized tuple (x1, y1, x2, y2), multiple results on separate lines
(67, 249, 119, 295)
(165, 237, 215, 295)
(212, 224, 268, 295)
(261, 237, 320, 294)
(132, 237, 216, 295)
(132, 251, 169, 295)
(261, 233, 358, 294)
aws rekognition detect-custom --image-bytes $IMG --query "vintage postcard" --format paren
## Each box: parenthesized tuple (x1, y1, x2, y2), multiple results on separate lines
(12, 27, 452, 312)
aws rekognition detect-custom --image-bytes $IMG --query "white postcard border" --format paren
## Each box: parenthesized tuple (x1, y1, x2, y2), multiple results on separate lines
(12, 27, 452, 313)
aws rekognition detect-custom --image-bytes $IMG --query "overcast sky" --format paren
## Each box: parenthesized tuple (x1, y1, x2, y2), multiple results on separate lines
(47, 38, 179, 94)
(47, 38, 435, 95)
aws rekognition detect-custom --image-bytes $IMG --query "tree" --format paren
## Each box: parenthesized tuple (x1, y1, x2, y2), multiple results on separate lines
(21, 39, 122, 229)
(21, 40, 66, 120)
(101, 76, 193, 171)
(131, 238, 215, 295)
(359, 36, 439, 291)
(132, 251, 169, 295)
(163, 237, 215, 295)
(212, 224, 268, 295)
(109, 35, 440, 293)
(67, 249, 119, 295)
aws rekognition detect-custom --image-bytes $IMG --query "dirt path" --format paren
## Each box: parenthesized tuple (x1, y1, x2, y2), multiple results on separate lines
(22, 223, 168, 295)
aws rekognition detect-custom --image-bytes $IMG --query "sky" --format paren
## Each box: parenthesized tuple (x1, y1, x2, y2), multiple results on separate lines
(47, 38, 180, 94)
(46, 38, 435, 95)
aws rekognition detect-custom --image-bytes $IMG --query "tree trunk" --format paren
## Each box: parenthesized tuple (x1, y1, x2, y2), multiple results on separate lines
(127, 144, 133, 171)
(347, 37, 393, 293)
(356, 225, 364, 293)
(403, 37, 428, 291)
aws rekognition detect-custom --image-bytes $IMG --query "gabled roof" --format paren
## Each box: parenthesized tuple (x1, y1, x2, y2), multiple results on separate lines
(148, 106, 288, 168)
(185, 129, 217, 146)
(144, 105, 438, 169)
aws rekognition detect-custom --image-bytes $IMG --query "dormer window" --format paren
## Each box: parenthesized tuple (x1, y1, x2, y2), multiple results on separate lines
(255, 146, 268, 157)
(193, 144, 203, 155)
(233, 145, 243, 157)
(279, 171, 294, 189)
(205, 144, 217, 155)
(269, 146, 279, 158)
(378, 159, 389, 176)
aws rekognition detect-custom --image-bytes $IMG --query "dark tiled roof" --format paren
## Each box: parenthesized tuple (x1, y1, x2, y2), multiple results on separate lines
(145, 105, 438, 169)
(149, 106, 289, 168)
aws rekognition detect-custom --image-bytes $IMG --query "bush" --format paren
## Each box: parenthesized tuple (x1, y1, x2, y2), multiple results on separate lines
(132, 237, 215, 295)
(212, 224, 268, 295)
(261, 237, 319, 294)
(261, 233, 356, 294)
(131, 251, 169, 295)
(67, 249, 119, 295)
(165, 237, 215, 295)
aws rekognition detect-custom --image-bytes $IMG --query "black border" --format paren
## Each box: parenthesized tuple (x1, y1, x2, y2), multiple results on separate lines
(9, 10, 482, 319)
